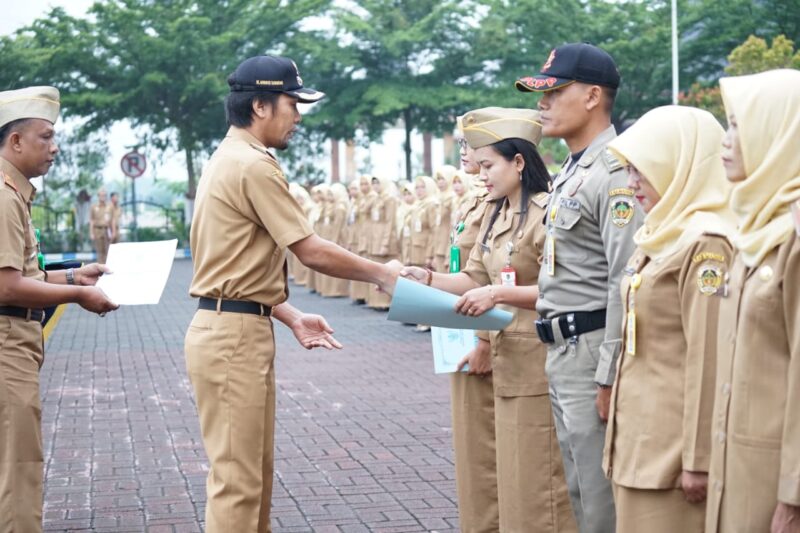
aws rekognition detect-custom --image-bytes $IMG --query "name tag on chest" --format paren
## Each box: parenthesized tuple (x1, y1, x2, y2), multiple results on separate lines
(559, 197, 580, 211)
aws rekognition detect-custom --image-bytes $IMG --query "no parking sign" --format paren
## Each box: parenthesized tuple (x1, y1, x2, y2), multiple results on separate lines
(121, 151, 146, 178)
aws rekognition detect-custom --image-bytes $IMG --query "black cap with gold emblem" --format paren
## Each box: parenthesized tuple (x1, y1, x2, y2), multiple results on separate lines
(228, 55, 326, 103)
(515, 43, 620, 93)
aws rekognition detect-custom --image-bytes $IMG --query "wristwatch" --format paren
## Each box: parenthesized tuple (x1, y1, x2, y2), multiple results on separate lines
(66, 268, 75, 285)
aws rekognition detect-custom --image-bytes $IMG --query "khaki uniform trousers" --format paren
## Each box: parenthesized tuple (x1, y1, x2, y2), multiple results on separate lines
(545, 326, 616, 533)
(0, 317, 44, 533)
(450, 372, 499, 533)
(612, 483, 704, 533)
(93, 227, 110, 264)
(185, 309, 277, 533)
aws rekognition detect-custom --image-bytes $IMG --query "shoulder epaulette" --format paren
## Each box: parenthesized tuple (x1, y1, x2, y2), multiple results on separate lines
(532, 191, 550, 209)
(1, 171, 17, 192)
(603, 149, 624, 172)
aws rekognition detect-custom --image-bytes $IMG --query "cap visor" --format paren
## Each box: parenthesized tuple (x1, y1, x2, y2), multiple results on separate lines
(287, 87, 326, 103)
(515, 76, 574, 93)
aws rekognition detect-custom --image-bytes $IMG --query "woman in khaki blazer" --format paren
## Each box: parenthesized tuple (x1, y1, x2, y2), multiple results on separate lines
(398, 182, 416, 266)
(601, 106, 736, 533)
(351, 174, 375, 304)
(288, 183, 313, 286)
(366, 177, 400, 310)
(705, 69, 800, 533)
(433, 165, 458, 273)
(408, 175, 440, 332)
(446, 121, 500, 533)
(319, 183, 351, 297)
(403, 107, 575, 533)
(346, 180, 367, 303)
(307, 184, 328, 293)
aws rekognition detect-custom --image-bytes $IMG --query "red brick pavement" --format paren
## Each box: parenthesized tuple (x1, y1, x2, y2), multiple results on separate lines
(41, 260, 460, 532)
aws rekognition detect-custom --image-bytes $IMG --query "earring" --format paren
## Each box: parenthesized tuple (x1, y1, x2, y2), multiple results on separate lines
(519, 171, 523, 182)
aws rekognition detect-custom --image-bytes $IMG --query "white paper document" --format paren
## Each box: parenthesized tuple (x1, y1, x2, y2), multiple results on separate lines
(96, 240, 178, 305)
(431, 327, 477, 374)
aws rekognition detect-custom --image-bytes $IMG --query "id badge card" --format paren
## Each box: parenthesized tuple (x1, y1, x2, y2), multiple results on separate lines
(371, 207, 380, 222)
(415, 219, 423, 233)
(500, 265, 517, 286)
(545, 234, 555, 276)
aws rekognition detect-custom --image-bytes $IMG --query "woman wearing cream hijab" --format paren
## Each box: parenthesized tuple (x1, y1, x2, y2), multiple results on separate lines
(433, 165, 458, 272)
(319, 183, 351, 297)
(409, 175, 439, 332)
(288, 183, 313, 286)
(346, 179, 368, 303)
(351, 174, 376, 304)
(307, 184, 329, 293)
(398, 182, 416, 266)
(602, 106, 735, 533)
(706, 69, 800, 533)
(366, 176, 400, 310)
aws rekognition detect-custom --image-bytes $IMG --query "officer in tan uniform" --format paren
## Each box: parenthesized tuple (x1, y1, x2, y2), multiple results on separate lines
(0, 86, 117, 532)
(706, 69, 800, 533)
(408, 175, 439, 332)
(90, 187, 112, 263)
(403, 107, 576, 532)
(433, 165, 457, 272)
(319, 183, 350, 297)
(446, 113, 499, 532)
(601, 106, 736, 533)
(109, 191, 122, 243)
(351, 174, 375, 304)
(366, 176, 399, 310)
(184, 56, 400, 533)
(516, 43, 644, 532)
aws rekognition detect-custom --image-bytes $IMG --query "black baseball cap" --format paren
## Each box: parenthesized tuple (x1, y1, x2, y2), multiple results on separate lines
(228, 55, 325, 103)
(515, 43, 620, 93)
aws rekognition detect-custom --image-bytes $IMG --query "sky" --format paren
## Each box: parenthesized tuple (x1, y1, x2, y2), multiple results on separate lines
(2, 0, 446, 199)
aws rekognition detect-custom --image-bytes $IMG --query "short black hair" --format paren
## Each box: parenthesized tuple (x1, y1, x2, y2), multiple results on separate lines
(224, 91, 281, 128)
(603, 86, 617, 114)
(0, 118, 33, 147)
(110, 192, 118, 198)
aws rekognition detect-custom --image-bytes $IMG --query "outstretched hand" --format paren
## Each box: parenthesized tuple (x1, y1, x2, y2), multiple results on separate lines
(377, 260, 404, 295)
(399, 266, 428, 284)
(290, 313, 343, 350)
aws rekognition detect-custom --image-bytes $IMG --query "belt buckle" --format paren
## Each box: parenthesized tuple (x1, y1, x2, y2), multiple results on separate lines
(535, 319, 555, 344)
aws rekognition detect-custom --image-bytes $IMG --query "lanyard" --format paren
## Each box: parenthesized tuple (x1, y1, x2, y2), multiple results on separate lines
(449, 221, 465, 273)
(625, 273, 642, 356)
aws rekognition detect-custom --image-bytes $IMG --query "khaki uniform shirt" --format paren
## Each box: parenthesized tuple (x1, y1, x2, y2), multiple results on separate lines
(400, 208, 413, 265)
(434, 194, 454, 259)
(706, 233, 800, 532)
(0, 157, 45, 285)
(90, 202, 112, 231)
(603, 234, 732, 489)
(463, 193, 549, 397)
(454, 192, 490, 267)
(536, 126, 644, 386)
(369, 193, 399, 257)
(189, 128, 313, 307)
(357, 192, 377, 255)
(409, 198, 438, 266)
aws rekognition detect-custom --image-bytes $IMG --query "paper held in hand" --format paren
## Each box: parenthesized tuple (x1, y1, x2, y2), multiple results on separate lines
(387, 277, 513, 330)
(96, 239, 178, 305)
(431, 327, 475, 374)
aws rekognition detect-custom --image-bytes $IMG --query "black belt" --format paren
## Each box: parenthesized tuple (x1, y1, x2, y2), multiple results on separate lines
(198, 297, 272, 316)
(0, 306, 45, 323)
(535, 309, 607, 344)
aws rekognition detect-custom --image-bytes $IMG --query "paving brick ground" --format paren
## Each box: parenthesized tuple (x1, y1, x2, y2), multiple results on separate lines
(41, 259, 460, 532)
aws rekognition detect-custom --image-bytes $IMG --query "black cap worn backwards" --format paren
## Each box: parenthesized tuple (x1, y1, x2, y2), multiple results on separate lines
(515, 43, 620, 93)
(228, 55, 326, 103)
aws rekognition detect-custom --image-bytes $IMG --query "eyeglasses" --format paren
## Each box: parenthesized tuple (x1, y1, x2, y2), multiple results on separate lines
(457, 137, 468, 150)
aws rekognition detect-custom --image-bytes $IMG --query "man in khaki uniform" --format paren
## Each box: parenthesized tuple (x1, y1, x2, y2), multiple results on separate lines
(185, 56, 401, 533)
(517, 43, 644, 532)
(0, 86, 118, 533)
(89, 187, 112, 262)
(109, 191, 122, 243)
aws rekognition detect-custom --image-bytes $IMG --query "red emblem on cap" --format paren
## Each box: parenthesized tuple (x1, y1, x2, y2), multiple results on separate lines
(519, 76, 535, 87)
(546, 77, 557, 87)
(542, 49, 556, 72)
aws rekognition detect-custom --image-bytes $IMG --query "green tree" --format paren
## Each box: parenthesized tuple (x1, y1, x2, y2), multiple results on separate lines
(1, 0, 329, 200)
(303, 0, 483, 181)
